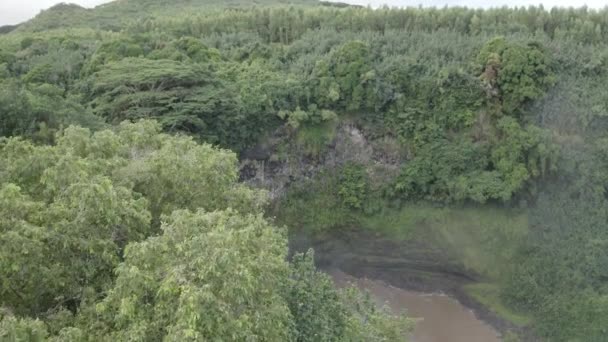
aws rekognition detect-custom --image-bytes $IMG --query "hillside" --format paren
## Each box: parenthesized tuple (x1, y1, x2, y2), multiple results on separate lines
(2, 1, 608, 341)
(16, 0, 334, 32)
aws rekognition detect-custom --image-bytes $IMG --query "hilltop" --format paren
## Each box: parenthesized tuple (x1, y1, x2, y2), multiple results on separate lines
(14, 0, 353, 32)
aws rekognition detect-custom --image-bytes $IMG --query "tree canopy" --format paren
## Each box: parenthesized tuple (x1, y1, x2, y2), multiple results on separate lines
(3, 0, 608, 340)
(0, 120, 409, 341)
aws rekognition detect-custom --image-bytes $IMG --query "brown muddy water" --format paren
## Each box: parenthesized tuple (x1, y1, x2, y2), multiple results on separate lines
(329, 269, 501, 342)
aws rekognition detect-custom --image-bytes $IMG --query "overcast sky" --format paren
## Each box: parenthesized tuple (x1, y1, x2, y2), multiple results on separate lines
(1, 0, 605, 26)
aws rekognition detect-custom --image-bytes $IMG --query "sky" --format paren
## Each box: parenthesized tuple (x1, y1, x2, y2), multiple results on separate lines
(1, 0, 606, 26)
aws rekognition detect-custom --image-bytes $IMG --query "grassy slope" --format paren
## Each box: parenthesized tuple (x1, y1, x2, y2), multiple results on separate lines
(280, 175, 528, 280)
(277, 173, 532, 326)
(369, 206, 535, 328)
(465, 283, 532, 327)
(368, 205, 534, 327)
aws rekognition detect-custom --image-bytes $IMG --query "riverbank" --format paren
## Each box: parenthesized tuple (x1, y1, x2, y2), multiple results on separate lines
(289, 226, 533, 341)
(329, 269, 500, 342)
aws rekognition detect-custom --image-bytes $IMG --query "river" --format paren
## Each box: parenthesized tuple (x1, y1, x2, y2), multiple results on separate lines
(329, 269, 501, 342)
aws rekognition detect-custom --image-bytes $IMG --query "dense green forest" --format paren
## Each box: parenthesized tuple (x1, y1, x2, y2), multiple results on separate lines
(3, 0, 608, 340)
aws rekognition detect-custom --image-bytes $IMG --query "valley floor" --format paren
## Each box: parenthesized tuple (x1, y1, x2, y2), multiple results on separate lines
(289, 221, 533, 341)
(329, 269, 500, 342)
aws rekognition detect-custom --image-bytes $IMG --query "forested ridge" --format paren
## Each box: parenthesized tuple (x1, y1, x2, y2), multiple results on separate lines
(2, 0, 608, 341)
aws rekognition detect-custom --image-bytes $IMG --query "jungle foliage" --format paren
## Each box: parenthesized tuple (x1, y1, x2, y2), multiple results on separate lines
(2, 0, 608, 340)
(0, 121, 409, 341)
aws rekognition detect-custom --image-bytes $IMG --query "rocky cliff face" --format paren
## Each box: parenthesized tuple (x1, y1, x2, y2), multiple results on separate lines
(239, 121, 404, 200)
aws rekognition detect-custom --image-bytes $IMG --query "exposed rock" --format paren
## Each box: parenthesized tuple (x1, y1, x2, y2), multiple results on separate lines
(239, 121, 405, 199)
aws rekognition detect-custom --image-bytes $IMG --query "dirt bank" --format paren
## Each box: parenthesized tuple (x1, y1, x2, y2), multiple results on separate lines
(289, 227, 529, 340)
(330, 269, 501, 342)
